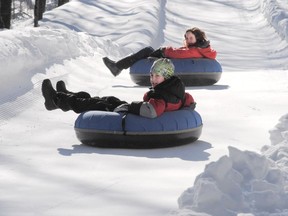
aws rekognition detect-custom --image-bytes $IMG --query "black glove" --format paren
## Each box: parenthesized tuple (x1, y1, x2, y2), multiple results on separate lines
(189, 102, 197, 110)
(128, 101, 142, 115)
(195, 40, 210, 48)
(149, 48, 165, 58)
(113, 103, 130, 113)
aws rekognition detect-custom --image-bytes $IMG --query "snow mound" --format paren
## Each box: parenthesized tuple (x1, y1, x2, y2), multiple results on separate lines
(263, 114, 288, 172)
(170, 114, 288, 216)
(261, 0, 288, 42)
(1, 27, 114, 75)
(0, 27, 123, 104)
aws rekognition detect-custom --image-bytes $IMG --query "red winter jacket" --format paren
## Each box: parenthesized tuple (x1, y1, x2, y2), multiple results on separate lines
(129, 76, 195, 118)
(163, 46, 217, 59)
(142, 92, 194, 117)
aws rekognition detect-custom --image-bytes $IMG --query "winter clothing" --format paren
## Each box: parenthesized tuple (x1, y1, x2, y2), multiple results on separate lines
(102, 57, 122, 77)
(103, 44, 216, 76)
(117, 76, 195, 118)
(103, 46, 155, 76)
(42, 79, 58, 111)
(56, 80, 91, 98)
(103, 27, 217, 76)
(163, 45, 217, 59)
(149, 48, 165, 58)
(115, 46, 155, 69)
(67, 95, 127, 113)
(41, 79, 127, 113)
(193, 39, 210, 48)
(42, 75, 195, 118)
(150, 58, 175, 79)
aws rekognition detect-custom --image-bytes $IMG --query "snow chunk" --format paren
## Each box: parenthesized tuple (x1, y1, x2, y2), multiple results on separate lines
(172, 146, 288, 216)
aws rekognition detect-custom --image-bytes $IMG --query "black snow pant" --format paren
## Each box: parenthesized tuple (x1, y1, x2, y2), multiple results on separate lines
(66, 95, 127, 114)
(116, 46, 164, 70)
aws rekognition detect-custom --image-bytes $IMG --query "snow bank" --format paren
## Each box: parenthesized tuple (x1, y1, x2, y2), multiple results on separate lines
(261, 0, 288, 42)
(263, 114, 288, 171)
(169, 114, 288, 216)
(0, 27, 123, 104)
(42, 0, 162, 51)
(1, 27, 110, 75)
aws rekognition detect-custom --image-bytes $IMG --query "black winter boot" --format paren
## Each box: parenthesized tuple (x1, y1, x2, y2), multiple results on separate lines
(56, 80, 91, 98)
(102, 57, 122, 77)
(103, 46, 155, 76)
(55, 92, 73, 112)
(42, 79, 58, 111)
(56, 80, 70, 93)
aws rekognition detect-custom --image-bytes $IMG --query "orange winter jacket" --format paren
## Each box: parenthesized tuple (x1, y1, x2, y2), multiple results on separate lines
(163, 46, 217, 59)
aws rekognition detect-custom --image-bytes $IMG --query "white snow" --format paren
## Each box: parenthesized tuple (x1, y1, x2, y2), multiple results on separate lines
(1, 0, 288, 216)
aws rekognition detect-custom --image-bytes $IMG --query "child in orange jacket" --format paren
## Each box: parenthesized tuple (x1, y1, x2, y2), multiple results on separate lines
(103, 27, 217, 76)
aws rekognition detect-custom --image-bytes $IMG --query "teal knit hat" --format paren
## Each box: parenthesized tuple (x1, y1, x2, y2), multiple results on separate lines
(150, 58, 175, 79)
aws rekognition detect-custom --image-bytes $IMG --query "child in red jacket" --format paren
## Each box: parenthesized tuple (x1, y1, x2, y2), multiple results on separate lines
(103, 27, 217, 76)
(42, 58, 195, 118)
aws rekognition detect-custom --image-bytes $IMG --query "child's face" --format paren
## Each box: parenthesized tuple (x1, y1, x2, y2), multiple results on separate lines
(150, 73, 165, 88)
(185, 31, 197, 45)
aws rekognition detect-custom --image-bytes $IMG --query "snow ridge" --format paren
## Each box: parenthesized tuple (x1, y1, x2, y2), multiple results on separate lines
(169, 115, 288, 216)
(261, 0, 288, 42)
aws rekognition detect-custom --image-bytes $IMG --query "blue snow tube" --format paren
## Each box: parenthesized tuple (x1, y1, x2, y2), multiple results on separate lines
(130, 58, 222, 86)
(74, 108, 203, 148)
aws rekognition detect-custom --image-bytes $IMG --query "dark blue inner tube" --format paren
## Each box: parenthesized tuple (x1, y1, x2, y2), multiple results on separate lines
(130, 58, 222, 86)
(74, 108, 203, 148)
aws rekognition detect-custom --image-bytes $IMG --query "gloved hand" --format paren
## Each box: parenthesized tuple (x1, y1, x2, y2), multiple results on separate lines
(149, 47, 165, 58)
(189, 102, 197, 110)
(113, 103, 130, 113)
